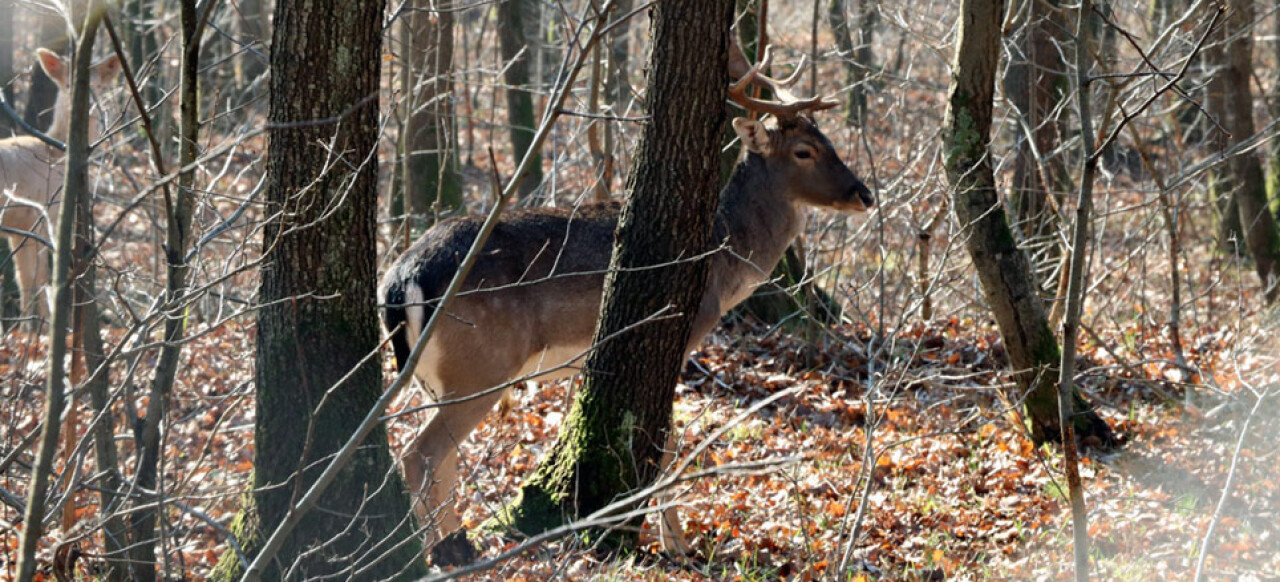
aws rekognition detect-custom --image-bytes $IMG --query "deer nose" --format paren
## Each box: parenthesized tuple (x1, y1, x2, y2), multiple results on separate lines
(842, 180, 875, 211)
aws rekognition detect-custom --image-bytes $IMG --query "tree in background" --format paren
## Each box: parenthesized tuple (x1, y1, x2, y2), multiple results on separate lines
(1219, 0, 1279, 302)
(1004, 0, 1070, 290)
(211, 0, 426, 577)
(498, 0, 543, 198)
(942, 0, 1115, 446)
(401, 0, 462, 230)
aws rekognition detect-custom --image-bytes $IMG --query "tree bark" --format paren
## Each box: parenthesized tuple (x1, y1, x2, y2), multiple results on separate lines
(828, 0, 875, 125)
(498, 0, 543, 198)
(1204, 18, 1243, 251)
(943, 0, 1114, 446)
(1005, 0, 1069, 289)
(210, 0, 427, 578)
(1221, 0, 1280, 302)
(402, 0, 462, 230)
(495, 0, 734, 542)
(14, 6, 102, 580)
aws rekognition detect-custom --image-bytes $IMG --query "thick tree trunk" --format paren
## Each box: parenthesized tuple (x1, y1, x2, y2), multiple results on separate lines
(1222, 0, 1280, 302)
(498, 0, 543, 198)
(210, 0, 426, 578)
(943, 0, 1114, 446)
(402, 0, 462, 229)
(495, 0, 734, 542)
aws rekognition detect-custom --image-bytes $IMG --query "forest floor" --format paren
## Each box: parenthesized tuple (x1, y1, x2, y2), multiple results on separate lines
(1, 276, 1277, 581)
(430, 314, 1280, 581)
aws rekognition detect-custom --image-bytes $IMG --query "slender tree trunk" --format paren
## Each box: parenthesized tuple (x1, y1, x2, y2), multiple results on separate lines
(943, 0, 1114, 446)
(828, 0, 875, 125)
(14, 6, 103, 580)
(1222, 0, 1280, 302)
(127, 2, 205, 578)
(1270, 1, 1280, 217)
(606, 0, 634, 112)
(1005, 0, 1069, 289)
(234, 0, 268, 92)
(211, 0, 426, 578)
(498, 0, 543, 198)
(1204, 21, 1243, 251)
(402, 0, 462, 230)
(496, 0, 734, 542)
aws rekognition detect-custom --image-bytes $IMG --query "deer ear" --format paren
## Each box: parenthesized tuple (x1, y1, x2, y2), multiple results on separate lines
(36, 49, 68, 86)
(94, 54, 122, 85)
(732, 117, 772, 155)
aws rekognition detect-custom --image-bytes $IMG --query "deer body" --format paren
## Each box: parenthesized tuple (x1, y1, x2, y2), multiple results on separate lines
(0, 49, 120, 320)
(380, 113, 874, 550)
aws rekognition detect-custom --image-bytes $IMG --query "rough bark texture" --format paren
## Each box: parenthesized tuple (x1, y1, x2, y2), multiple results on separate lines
(496, 0, 734, 540)
(1005, 0, 1069, 288)
(1222, 0, 1280, 303)
(943, 0, 1114, 446)
(498, 0, 543, 197)
(210, 1, 426, 579)
(402, 0, 462, 228)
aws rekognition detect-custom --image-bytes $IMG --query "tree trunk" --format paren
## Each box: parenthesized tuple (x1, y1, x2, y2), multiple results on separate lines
(828, 0, 875, 125)
(1270, 0, 1280, 218)
(13, 6, 103, 580)
(402, 0, 461, 231)
(495, 0, 734, 542)
(943, 0, 1114, 446)
(498, 0, 543, 198)
(234, 0, 268, 92)
(210, 0, 426, 578)
(1222, 0, 1280, 302)
(1204, 20, 1243, 251)
(1005, 0, 1069, 289)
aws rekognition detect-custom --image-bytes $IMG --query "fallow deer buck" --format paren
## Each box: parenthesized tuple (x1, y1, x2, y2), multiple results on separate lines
(0, 49, 122, 320)
(379, 46, 874, 555)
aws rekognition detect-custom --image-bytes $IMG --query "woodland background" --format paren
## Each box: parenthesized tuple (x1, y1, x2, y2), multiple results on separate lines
(0, 0, 1277, 580)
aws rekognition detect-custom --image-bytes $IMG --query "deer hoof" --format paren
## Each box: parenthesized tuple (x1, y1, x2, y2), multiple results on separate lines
(431, 530, 478, 567)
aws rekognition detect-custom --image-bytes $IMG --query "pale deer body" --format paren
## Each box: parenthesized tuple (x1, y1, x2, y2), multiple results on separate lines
(0, 49, 120, 319)
(379, 47, 873, 556)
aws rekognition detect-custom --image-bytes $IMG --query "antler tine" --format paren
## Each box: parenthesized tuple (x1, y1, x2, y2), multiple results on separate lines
(728, 45, 838, 119)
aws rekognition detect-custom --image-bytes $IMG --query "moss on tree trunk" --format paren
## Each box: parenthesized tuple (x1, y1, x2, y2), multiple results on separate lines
(943, 0, 1114, 447)
(491, 0, 735, 542)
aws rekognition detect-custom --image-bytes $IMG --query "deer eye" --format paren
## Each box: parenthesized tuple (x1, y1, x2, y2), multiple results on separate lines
(794, 148, 814, 160)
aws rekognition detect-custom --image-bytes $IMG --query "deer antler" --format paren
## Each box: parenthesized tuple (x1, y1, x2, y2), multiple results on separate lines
(728, 45, 838, 120)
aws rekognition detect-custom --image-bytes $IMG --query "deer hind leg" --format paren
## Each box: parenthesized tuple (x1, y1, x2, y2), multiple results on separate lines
(401, 380, 511, 543)
(657, 423, 692, 557)
(11, 238, 50, 321)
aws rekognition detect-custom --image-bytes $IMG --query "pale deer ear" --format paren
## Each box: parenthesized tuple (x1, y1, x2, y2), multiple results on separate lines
(732, 117, 772, 155)
(36, 49, 68, 86)
(94, 54, 123, 85)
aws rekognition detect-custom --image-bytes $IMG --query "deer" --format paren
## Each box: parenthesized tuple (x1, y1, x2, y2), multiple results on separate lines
(378, 45, 874, 561)
(0, 49, 122, 321)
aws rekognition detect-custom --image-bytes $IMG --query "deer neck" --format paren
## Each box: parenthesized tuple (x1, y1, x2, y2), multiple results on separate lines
(44, 90, 72, 144)
(709, 152, 806, 310)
